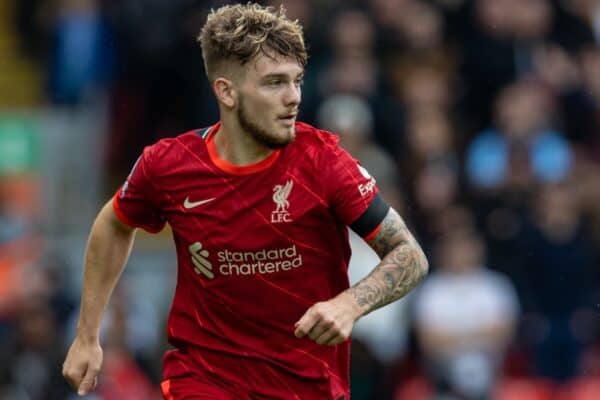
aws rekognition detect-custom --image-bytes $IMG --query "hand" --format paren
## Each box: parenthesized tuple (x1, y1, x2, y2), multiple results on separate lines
(62, 336, 103, 396)
(294, 292, 363, 346)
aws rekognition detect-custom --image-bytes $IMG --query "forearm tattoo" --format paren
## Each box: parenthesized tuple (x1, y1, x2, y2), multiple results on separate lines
(349, 208, 428, 315)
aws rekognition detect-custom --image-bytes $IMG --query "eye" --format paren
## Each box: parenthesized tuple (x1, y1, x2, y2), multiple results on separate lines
(294, 78, 304, 87)
(267, 79, 283, 87)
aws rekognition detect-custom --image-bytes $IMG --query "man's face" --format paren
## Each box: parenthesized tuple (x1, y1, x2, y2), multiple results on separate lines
(235, 54, 304, 148)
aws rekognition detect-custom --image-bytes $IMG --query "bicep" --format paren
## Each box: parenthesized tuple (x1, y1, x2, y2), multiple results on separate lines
(366, 208, 415, 259)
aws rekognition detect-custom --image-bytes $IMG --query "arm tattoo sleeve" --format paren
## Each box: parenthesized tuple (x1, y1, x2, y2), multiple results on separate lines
(349, 208, 429, 315)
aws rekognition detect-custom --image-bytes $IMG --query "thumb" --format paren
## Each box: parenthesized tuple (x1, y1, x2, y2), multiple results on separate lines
(78, 366, 99, 396)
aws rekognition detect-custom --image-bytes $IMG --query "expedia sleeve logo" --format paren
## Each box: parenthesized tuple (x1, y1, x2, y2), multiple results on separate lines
(188, 241, 304, 279)
(357, 165, 376, 197)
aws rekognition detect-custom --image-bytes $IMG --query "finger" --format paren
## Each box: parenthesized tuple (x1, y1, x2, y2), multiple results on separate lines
(63, 363, 85, 391)
(316, 328, 339, 345)
(78, 365, 100, 396)
(326, 332, 349, 346)
(307, 320, 332, 341)
(294, 308, 320, 338)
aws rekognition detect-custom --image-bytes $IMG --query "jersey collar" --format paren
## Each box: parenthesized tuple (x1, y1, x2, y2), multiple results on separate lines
(204, 122, 281, 175)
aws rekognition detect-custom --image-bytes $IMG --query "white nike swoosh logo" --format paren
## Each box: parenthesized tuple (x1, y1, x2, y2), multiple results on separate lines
(183, 197, 215, 209)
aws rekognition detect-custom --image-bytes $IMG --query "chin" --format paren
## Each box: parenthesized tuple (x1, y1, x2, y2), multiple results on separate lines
(265, 130, 294, 149)
(282, 129, 296, 144)
(285, 127, 296, 139)
(273, 126, 294, 139)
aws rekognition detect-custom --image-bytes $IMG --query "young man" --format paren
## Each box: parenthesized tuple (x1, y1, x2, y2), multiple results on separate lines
(62, 4, 428, 399)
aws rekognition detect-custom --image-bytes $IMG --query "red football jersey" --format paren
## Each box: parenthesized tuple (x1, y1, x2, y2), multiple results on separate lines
(113, 121, 382, 399)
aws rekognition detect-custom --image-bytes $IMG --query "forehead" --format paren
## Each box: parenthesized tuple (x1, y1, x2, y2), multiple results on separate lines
(248, 53, 304, 78)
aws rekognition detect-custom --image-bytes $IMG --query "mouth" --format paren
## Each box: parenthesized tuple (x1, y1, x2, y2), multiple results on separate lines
(278, 113, 298, 119)
(278, 113, 297, 124)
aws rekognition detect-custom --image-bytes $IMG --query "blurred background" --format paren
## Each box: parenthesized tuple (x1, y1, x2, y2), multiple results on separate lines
(1, 0, 600, 399)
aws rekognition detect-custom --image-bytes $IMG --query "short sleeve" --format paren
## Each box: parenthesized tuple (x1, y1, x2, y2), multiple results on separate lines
(112, 146, 166, 233)
(320, 135, 382, 228)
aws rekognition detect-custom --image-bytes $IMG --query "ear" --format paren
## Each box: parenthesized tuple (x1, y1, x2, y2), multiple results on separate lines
(213, 77, 237, 108)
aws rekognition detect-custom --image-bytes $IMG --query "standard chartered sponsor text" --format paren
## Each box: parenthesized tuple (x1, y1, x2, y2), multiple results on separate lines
(218, 245, 302, 276)
(189, 242, 303, 278)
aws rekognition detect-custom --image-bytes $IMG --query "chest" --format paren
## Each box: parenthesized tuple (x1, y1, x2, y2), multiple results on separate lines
(160, 167, 334, 248)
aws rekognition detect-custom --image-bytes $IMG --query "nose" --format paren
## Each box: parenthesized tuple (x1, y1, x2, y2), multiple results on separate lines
(283, 82, 301, 107)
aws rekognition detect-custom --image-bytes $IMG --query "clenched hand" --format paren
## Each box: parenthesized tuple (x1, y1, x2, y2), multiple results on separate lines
(62, 337, 103, 396)
(294, 292, 363, 346)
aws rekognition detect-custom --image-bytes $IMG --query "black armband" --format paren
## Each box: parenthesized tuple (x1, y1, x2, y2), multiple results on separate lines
(349, 194, 390, 238)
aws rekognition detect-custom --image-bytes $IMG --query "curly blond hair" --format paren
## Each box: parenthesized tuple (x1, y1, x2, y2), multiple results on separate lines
(198, 3, 307, 81)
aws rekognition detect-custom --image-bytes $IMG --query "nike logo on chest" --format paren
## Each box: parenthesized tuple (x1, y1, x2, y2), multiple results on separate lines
(183, 196, 215, 209)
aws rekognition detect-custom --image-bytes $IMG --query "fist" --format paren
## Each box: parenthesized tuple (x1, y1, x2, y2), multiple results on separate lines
(62, 337, 103, 396)
(294, 293, 362, 346)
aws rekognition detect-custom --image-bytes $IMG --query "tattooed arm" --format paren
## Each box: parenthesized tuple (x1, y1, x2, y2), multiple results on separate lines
(294, 207, 428, 345)
(350, 208, 428, 315)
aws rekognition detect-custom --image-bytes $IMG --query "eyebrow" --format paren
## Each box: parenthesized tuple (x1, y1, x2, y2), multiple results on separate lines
(261, 72, 305, 80)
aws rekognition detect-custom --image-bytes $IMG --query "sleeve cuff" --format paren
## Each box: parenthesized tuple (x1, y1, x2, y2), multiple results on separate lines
(112, 193, 164, 233)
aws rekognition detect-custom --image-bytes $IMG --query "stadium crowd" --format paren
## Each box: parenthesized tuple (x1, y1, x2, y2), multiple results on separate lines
(0, 0, 600, 399)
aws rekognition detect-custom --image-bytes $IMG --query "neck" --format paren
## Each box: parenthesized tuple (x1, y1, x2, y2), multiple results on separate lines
(214, 113, 274, 165)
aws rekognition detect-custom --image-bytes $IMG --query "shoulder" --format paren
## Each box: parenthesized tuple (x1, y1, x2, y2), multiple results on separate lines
(470, 129, 504, 149)
(141, 128, 205, 170)
(294, 121, 340, 146)
(145, 128, 205, 158)
(534, 130, 570, 147)
(415, 272, 446, 295)
(412, 273, 452, 315)
(293, 121, 341, 155)
(477, 269, 517, 293)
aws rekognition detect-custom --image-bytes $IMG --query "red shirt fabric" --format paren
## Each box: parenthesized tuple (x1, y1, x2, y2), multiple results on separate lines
(113, 121, 381, 398)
